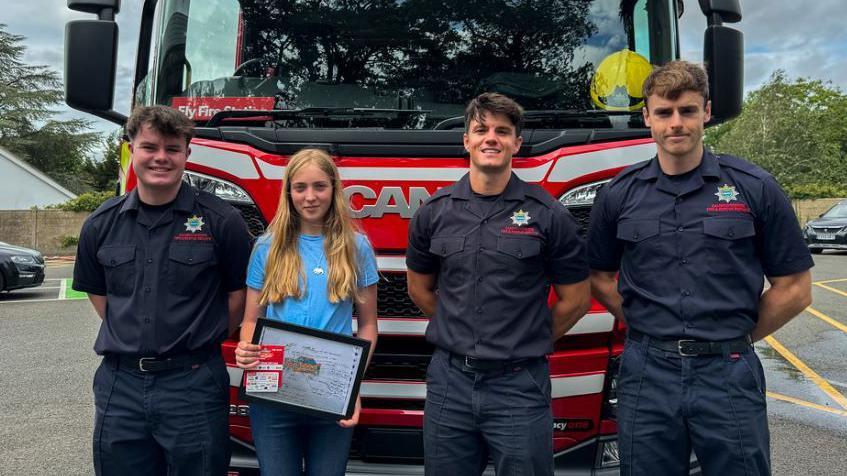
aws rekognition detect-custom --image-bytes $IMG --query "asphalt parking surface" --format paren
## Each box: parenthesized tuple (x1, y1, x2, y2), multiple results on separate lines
(1, 257, 846, 475)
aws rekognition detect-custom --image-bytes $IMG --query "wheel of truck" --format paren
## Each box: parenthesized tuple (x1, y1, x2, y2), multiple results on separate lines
(0, 271, 5, 292)
(810, 248, 823, 254)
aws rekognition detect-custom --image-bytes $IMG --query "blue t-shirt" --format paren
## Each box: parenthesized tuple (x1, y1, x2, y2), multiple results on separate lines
(246, 232, 379, 335)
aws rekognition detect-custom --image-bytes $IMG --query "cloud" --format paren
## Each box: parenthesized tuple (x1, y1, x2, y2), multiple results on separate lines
(680, 0, 847, 93)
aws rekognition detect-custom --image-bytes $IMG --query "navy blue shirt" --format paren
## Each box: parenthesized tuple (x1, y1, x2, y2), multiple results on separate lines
(407, 173, 588, 359)
(588, 150, 814, 341)
(73, 183, 253, 356)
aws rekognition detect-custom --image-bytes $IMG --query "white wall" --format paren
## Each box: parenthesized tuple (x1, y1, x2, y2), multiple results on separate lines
(0, 152, 76, 209)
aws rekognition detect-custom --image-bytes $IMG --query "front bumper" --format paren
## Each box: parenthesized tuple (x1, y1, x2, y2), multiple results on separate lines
(227, 434, 702, 475)
(0, 261, 45, 291)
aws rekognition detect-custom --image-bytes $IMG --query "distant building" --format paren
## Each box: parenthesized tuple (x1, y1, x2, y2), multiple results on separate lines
(0, 146, 76, 209)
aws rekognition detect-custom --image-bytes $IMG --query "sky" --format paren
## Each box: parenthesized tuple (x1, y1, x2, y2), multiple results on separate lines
(4, 0, 847, 140)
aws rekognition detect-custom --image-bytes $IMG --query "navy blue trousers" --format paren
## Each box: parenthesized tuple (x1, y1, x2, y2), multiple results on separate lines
(618, 336, 770, 476)
(93, 353, 230, 476)
(423, 349, 553, 476)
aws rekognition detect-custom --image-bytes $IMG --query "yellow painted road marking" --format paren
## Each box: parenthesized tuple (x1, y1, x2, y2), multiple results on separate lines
(764, 336, 847, 410)
(805, 306, 847, 334)
(767, 391, 847, 417)
(814, 282, 847, 299)
(813, 278, 847, 285)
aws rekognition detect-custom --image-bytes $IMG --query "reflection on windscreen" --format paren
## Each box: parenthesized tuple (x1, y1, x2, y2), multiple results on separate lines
(143, 0, 676, 127)
(823, 203, 847, 218)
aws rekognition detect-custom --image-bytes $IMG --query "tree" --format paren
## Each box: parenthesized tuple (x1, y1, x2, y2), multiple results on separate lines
(0, 24, 101, 194)
(82, 129, 122, 192)
(706, 71, 847, 195)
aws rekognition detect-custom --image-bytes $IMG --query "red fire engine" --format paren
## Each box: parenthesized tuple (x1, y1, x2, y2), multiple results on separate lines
(65, 0, 744, 473)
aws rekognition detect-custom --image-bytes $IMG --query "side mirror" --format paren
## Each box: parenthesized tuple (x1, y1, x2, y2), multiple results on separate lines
(65, 0, 126, 124)
(698, 0, 742, 23)
(704, 25, 743, 123)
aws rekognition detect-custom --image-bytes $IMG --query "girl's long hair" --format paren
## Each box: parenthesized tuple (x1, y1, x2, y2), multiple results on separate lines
(259, 148, 360, 305)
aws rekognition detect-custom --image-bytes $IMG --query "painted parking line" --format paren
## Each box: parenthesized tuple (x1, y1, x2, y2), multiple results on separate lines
(767, 391, 847, 418)
(0, 279, 86, 304)
(62, 279, 88, 300)
(805, 306, 847, 334)
(814, 282, 847, 299)
(812, 278, 847, 285)
(764, 336, 847, 411)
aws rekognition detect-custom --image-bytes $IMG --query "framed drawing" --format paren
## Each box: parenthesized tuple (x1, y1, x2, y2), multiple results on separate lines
(238, 318, 371, 419)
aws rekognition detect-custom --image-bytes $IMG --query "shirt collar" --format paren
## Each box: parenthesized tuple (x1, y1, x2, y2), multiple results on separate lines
(450, 172, 527, 201)
(119, 182, 196, 214)
(636, 147, 721, 181)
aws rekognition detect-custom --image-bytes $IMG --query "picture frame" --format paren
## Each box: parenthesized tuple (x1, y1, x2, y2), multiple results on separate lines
(238, 318, 371, 420)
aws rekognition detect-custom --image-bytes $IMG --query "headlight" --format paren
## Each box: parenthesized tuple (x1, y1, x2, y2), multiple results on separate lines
(183, 171, 254, 204)
(559, 179, 610, 208)
(11, 255, 35, 264)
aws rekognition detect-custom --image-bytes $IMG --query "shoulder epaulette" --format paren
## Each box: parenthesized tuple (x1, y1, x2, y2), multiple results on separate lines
(716, 154, 772, 180)
(525, 183, 557, 209)
(194, 189, 238, 218)
(428, 184, 455, 201)
(606, 158, 652, 188)
(87, 194, 127, 220)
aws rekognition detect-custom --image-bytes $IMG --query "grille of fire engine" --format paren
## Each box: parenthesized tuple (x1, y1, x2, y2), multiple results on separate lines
(355, 273, 425, 318)
(569, 206, 592, 238)
(231, 203, 267, 237)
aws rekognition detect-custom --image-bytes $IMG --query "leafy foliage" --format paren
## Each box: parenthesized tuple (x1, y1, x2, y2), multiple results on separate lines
(51, 190, 116, 212)
(706, 71, 847, 198)
(0, 24, 103, 194)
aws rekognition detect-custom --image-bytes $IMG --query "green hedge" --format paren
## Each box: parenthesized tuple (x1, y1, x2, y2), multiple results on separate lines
(51, 191, 116, 212)
(784, 183, 847, 200)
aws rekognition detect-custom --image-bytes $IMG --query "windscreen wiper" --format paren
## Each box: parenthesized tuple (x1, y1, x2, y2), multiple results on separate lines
(523, 109, 637, 126)
(206, 107, 431, 127)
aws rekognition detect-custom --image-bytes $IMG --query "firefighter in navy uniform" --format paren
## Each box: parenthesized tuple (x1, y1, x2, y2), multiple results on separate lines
(73, 106, 253, 476)
(406, 93, 591, 476)
(588, 61, 813, 476)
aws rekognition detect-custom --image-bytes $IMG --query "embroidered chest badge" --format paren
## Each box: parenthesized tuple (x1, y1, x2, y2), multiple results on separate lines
(714, 184, 740, 203)
(184, 215, 205, 233)
(510, 209, 532, 227)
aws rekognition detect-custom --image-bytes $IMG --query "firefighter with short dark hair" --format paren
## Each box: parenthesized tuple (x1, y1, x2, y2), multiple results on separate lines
(73, 106, 253, 476)
(407, 93, 591, 475)
(588, 61, 813, 475)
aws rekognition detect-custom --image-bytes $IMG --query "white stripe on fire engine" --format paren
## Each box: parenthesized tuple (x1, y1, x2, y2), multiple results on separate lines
(349, 312, 614, 336)
(254, 162, 553, 182)
(226, 367, 605, 399)
(188, 144, 260, 179)
(376, 256, 406, 271)
(546, 142, 657, 183)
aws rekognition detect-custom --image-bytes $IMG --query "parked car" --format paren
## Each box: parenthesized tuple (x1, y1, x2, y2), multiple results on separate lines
(804, 200, 847, 254)
(0, 242, 46, 292)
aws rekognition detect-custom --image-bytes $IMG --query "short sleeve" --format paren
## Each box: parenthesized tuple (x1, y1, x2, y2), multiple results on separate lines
(246, 236, 270, 291)
(217, 210, 254, 292)
(72, 216, 106, 295)
(757, 177, 814, 277)
(547, 204, 589, 284)
(356, 233, 379, 287)
(405, 202, 438, 274)
(587, 186, 624, 272)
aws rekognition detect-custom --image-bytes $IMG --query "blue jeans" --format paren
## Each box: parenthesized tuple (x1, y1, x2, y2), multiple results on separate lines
(423, 349, 553, 476)
(618, 336, 770, 476)
(249, 402, 353, 476)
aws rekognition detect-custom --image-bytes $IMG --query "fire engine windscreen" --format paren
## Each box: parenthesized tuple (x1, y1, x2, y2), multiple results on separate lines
(136, 0, 678, 127)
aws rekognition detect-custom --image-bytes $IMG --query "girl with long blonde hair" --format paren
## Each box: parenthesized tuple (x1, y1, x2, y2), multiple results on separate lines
(234, 148, 378, 475)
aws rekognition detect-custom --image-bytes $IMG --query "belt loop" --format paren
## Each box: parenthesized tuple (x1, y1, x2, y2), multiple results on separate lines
(102, 354, 119, 371)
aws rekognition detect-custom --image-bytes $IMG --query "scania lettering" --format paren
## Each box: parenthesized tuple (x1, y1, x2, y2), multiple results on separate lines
(345, 186, 431, 219)
(65, 0, 744, 473)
